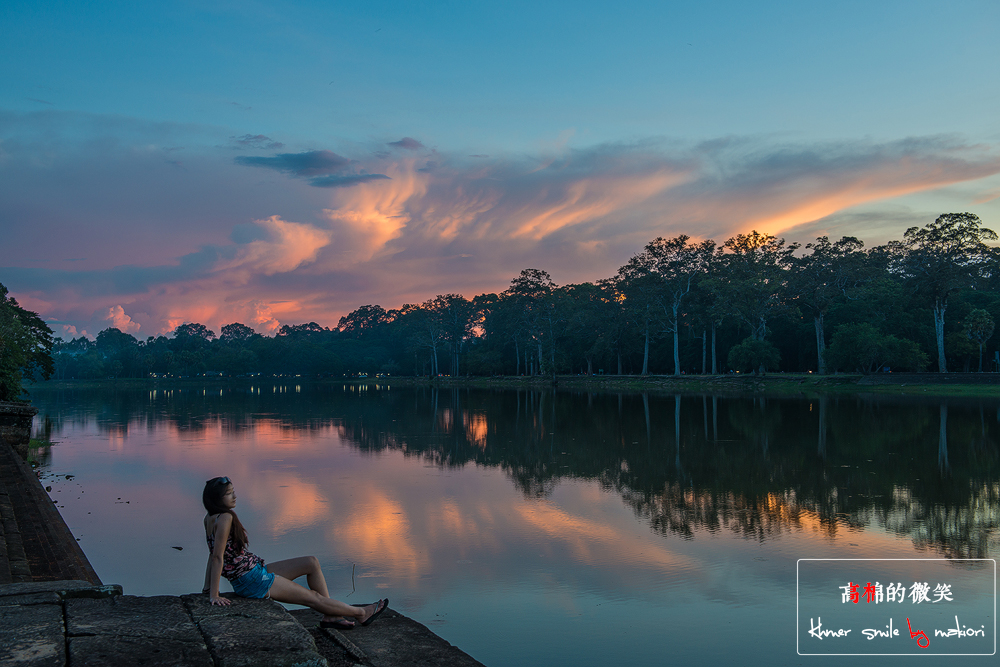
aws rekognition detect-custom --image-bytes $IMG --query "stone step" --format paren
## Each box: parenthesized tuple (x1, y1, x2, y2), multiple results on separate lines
(0, 439, 101, 584)
(0, 454, 31, 584)
(1, 586, 328, 667)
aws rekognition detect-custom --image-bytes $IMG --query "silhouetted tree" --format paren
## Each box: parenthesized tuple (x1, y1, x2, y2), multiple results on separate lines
(790, 236, 865, 374)
(963, 309, 995, 372)
(900, 213, 997, 372)
(0, 282, 54, 399)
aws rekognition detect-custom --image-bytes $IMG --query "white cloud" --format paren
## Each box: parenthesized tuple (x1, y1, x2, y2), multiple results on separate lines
(105, 305, 141, 333)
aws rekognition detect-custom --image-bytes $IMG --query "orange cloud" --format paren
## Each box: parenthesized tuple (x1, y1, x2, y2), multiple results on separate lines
(219, 215, 332, 277)
(323, 161, 429, 262)
(508, 170, 689, 240)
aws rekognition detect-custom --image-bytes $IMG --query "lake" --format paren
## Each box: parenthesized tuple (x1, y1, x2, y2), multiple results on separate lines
(27, 382, 999, 665)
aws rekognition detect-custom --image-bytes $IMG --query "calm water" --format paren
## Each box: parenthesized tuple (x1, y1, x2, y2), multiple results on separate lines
(27, 383, 1000, 665)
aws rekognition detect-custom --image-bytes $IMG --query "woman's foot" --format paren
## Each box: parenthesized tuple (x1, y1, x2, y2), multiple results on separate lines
(320, 616, 356, 630)
(356, 598, 389, 626)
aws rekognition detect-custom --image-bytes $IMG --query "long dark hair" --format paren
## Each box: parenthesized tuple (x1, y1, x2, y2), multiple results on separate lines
(203, 477, 248, 553)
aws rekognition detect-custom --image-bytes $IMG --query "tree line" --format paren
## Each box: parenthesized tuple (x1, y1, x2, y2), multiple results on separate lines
(33, 212, 1000, 382)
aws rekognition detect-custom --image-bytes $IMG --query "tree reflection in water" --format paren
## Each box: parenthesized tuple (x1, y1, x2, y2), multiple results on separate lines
(30, 383, 1000, 558)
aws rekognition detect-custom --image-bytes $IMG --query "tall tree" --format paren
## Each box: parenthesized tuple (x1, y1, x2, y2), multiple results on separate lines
(790, 236, 865, 374)
(901, 213, 997, 372)
(714, 231, 798, 341)
(0, 282, 54, 400)
(337, 305, 388, 338)
(96, 327, 142, 378)
(622, 236, 715, 374)
(559, 282, 605, 375)
(645, 236, 715, 375)
(963, 308, 995, 372)
(428, 294, 474, 376)
(594, 277, 632, 375)
(617, 253, 660, 375)
(414, 299, 447, 376)
(504, 269, 557, 376)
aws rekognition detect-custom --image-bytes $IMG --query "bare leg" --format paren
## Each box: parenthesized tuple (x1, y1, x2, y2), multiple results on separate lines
(266, 556, 330, 597)
(267, 574, 377, 623)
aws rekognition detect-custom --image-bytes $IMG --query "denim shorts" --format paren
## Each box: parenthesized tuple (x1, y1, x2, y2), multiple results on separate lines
(230, 563, 275, 599)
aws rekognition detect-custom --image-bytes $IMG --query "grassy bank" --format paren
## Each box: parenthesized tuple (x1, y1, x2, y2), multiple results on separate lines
(383, 373, 1000, 397)
(25, 373, 1000, 398)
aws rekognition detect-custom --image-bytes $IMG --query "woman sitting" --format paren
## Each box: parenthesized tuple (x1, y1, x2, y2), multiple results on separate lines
(202, 476, 387, 629)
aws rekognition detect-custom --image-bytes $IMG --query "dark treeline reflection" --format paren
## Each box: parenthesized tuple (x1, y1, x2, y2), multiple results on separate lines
(30, 384, 1000, 558)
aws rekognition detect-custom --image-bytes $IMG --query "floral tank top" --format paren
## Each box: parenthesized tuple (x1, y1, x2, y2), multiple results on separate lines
(206, 518, 264, 580)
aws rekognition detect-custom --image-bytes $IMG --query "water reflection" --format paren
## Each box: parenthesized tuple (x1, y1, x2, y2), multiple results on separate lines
(26, 384, 1000, 665)
(30, 384, 1000, 560)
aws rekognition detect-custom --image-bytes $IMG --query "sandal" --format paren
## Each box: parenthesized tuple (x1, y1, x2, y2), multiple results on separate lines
(361, 598, 389, 626)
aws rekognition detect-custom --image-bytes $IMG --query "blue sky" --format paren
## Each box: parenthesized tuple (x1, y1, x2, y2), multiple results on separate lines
(2, 0, 999, 337)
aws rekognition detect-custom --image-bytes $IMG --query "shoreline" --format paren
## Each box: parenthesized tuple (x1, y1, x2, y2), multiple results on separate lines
(26, 372, 1000, 398)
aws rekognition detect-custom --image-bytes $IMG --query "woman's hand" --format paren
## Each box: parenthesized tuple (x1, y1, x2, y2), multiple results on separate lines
(209, 595, 231, 606)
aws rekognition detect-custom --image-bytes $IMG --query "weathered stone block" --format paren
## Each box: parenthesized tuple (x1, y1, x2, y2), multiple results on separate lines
(0, 591, 62, 606)
(331, 608, 485, 667)
(68, 635, 215, 667)
(0, 580, 105, 596)
(67, 595, 201, 642)
(183, 594, 327, 667)
(60, 584, 123, 600)
(0, 402, 38, 460)
(0, 603, 64, 666)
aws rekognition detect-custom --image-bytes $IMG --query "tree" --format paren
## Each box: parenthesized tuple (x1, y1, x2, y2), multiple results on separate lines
(963, 309, 995, 372)
(714, 231, 798, 342)
(276, 322, 328, 338)
(420, 295, 474, 375)
(504, 269, 557, 376)
(465, 293, 504, 375)
(594, 277, 632, 375)
(220, 322, 258, 345)
(617, 254, 661, 374)
(559, 282, 605, 375)
(630, 235, 715, 375)
(408, 301, 445, 376)
(0, 282, 54, 400)
(826, 323, 928, 374)
(790, 236, 865, 374)
(438, 295, 474, 376)
(337, 305, 388, 338)
(726, 337, 780, 375)
(95, 328, 141, 378)
(173, 322, 216, 341)
(901, 213, 997, 372)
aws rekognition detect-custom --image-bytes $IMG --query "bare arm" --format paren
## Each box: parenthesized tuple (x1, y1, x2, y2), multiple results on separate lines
(207, 514, 232, 606)
(202, 516, 212, 593)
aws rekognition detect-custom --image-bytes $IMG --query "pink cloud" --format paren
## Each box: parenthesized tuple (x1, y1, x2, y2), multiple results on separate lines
(105, 305, 141, 333)
(4, 127, 1000, 337)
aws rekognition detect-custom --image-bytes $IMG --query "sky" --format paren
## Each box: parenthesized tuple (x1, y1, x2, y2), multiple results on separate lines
(2, 0, 1000, 339)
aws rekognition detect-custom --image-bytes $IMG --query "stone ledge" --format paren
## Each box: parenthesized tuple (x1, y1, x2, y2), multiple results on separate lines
(182, 594, 327, 667)
(0, 581, 121, 606)
(0, 602, 65, 667)
(0, 401, 38, 459)
(290, 607, 486, 667)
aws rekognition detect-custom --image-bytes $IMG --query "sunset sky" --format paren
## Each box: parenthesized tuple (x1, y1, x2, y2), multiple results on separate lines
(3, 0, 999, 339)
